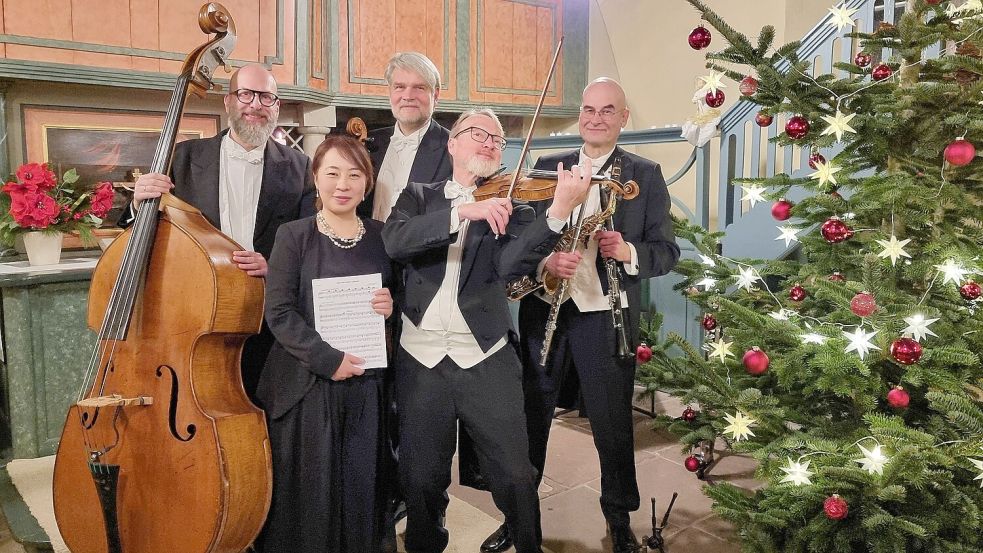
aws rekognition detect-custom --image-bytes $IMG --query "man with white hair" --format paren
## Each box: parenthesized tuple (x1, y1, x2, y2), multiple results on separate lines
(360, 51, 453, 221)
(383, 108, 591, 553)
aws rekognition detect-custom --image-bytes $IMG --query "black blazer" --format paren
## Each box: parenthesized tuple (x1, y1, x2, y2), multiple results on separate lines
(358, 120, 452, 218)
(119, 131, 317, 261)
(382, 180, 560, 352)
(523, 147, 680, 344)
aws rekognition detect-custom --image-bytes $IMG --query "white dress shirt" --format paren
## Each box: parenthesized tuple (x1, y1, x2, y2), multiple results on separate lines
(538, 147, 638, 312)
(372, 121, 430, 222)
(400, 180, 508, 369)
(218, 134, 264, 252)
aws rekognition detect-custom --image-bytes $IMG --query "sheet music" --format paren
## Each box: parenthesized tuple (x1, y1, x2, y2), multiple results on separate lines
(312, 273, 387, 369)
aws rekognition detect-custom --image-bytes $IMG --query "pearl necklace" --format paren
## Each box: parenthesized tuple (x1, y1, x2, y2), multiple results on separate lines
(316, 212, 365, 249)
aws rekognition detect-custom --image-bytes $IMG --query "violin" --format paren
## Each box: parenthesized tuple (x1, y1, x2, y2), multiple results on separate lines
(473, 168, 640, 202)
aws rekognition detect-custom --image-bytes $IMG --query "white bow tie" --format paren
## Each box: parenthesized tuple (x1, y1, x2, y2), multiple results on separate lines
(229, 150, 264, 165)
(390, 136, 418, 154)
(444, 181, 475, 203)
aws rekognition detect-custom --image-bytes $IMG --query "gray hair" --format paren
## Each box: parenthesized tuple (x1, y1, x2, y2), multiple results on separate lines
(449, 108, 504, 137)
(384, 52, 441, 91)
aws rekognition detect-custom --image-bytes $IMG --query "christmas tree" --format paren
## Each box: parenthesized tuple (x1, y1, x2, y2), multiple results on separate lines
(638, 1, 983, 551)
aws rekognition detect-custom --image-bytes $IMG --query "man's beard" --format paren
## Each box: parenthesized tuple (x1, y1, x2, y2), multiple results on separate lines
(229, 111, 278, 148)
(466, 155, 500, 178)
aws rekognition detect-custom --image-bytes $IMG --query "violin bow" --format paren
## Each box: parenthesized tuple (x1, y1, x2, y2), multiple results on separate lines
(505, 34, 564, 199)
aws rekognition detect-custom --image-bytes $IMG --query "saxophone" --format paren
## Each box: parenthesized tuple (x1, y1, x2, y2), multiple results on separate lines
(505, 177, 639, 301)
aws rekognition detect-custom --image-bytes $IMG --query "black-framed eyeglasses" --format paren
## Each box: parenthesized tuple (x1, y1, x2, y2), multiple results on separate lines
(579, 106, 624, 120)
(454, 127, 507, 150)
(233, 88, 280, 107)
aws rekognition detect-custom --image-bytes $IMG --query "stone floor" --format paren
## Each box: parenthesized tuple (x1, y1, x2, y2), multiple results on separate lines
(447, 390, 759, 553)
(0, 392, 757, 553)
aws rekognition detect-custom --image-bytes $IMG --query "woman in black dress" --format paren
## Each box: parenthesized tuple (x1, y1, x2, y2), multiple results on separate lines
(256, 134, 394, 552)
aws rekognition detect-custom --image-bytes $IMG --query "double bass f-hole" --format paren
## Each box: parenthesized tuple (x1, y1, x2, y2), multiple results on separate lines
(156, 365, 197, 442)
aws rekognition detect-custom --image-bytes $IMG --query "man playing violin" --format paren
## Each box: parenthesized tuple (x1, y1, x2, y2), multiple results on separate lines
(480, 78, 680, 553)
(124, 63, 316, 403)
(382, 108, 590, 553)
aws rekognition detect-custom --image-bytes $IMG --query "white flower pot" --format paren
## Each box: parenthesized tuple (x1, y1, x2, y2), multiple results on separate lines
(22, 231, 63, 266)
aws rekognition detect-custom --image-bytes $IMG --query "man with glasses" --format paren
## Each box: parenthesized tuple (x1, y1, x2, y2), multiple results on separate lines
(360, 52, 453, 222)
(125, 63, 316, 402)
(480, 78, 680, 553)
(383, 108, 590, 553)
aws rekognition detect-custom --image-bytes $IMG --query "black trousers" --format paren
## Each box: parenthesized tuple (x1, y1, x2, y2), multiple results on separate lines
(396, 346, 542, 553)
(520, 298, 640, 528)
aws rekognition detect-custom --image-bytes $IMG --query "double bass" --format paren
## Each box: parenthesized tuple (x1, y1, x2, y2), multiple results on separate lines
(52, 4, 272, 552)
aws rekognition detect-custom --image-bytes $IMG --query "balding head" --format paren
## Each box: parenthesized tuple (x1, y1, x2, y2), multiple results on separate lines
(229, 63, 278, 94)
(224, 63, 280, 149)
(579, 77, 629, 156)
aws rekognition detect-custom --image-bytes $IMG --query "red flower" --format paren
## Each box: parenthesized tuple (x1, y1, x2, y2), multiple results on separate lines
(9, 190, 60, 229)
(3, 180, 37, 195)
(16, 163, 56, 190)
(89, 182, 115, 218)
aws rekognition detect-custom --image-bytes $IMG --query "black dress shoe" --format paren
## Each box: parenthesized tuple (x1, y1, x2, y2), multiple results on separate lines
(610, 524, 640, 553)
(480, 523, 513, 552)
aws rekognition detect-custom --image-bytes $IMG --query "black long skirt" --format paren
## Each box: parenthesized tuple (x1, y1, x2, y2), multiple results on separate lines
(257, 374, 386, 553)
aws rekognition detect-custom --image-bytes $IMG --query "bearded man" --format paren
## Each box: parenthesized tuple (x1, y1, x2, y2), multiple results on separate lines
(125, 63, 316, 402)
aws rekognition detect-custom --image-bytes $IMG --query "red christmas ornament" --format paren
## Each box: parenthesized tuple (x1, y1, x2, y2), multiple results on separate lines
(925, 0, 942, 4)
(701, 313, 718, 331)
(688, 25, 712, 50)
(705, 89, 726, 108)
(755, 112, 774, 127)
(824, 495, 849, 520)
(890, 337, 923, 365)
(682, 407, 698, 422)
(636, 343, 653, 363)
(739, 75, 759, 96)
(789, 284, 807, 302)
(829, 272, 846, 283)
(886, 386, 910, 409)
(944, 138, 976, 166)
(808, 151, 827, 169)
(960, 280, 982, 300)
(785, 115, 810, 140)
(771, 199, 794, 221)
(821, 217, 854, 243)
(684, 455, 702, 472)
(854, 51, 872, 68)
(850, 291, 877, 317)
(742, 346, 770, 375)
(829, 190, 844, 200)
(872, 63, 893, 81)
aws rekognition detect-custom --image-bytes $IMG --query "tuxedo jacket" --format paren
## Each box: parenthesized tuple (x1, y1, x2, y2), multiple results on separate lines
(381, 180, 560, 352)
(524, 147, 680, 345)
(357, 120, 452, 219)
(119, 131, 317, 261)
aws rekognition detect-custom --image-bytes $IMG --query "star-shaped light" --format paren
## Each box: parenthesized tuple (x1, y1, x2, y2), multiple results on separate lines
(934, 259, 970, 285)
(827, 5, 859, 31)
(741, 184, 767, 208)
(902, 313, 939, 342)
(695, 275, 718, 290)
(699, 254, 716, 267)
(970, 458, 983, 488)
(707, 336, 734, 363)
(820, 110, 858, 142)
(735, 266, 762, 291)
(698, 70, 728, 95)
(875, 235, 912, 266)
(769, 308, 795, 321)
(800, 332, 828, 345)
(855, 444, 889, 475)
(723, 411, 756, 442)
(775, 225, 801, 247)
(707, 337, 734, 363)
(780, 457, 814, 486)
(843, 326, 880, 360)
(808, 160, 842, 187)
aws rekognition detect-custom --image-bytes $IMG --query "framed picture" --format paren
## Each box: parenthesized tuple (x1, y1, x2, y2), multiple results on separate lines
(22, 105, 221, 183)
